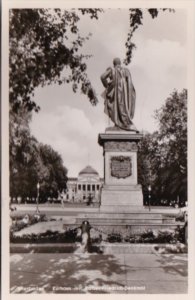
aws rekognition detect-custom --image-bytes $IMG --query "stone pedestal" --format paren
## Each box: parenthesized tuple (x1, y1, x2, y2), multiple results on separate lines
(98, 129, 143, 212)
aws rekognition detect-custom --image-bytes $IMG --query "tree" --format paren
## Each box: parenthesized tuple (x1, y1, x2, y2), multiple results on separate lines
(9, 107, 35, 197)
(137, 132, 155, 201)
(154, 89, 187, 204)
(38, 144, 68, 199)
(9, 107, 68, 200)
(138, 89, 187, 206)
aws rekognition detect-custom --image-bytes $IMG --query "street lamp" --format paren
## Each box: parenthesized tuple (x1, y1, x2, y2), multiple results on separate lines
(148, 185, 151, 211)
(36, 182, 40, 213)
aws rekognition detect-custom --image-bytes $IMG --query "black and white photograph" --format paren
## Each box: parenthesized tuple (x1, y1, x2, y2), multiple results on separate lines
(1, 0, 195, 298)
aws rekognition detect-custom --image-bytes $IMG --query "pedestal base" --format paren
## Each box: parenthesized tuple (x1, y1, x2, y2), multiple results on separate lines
(100, 184, 143, 212)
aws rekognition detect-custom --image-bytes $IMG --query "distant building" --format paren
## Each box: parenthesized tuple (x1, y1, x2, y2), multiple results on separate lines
(65, 165, 103, 203)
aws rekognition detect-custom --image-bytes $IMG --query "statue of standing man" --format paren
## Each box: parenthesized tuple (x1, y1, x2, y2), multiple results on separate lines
(101, 58, 137, 131)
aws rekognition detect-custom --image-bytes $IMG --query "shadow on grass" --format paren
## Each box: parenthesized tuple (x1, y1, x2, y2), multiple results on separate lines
(156, 254, 188, 277)
(10, 253, 128, 294)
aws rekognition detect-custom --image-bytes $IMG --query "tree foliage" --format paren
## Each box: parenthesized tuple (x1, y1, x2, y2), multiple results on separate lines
(138, 89, 187, 205)
(124, 8, 174, 64)
(9, 9, 103, 112)
(10, 108, 68, 200)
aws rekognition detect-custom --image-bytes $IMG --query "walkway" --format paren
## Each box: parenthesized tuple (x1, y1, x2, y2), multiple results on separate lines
(10, 252, 187, 294)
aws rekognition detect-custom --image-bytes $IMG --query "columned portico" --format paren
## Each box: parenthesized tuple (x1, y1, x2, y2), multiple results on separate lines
(66, 165, 103, 202)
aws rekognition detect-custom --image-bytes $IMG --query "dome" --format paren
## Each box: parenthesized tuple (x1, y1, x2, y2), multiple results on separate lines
(78, 165, 99, 176)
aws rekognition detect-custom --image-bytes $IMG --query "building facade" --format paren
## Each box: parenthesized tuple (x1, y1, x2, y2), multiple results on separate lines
(65, 165, 103, 203)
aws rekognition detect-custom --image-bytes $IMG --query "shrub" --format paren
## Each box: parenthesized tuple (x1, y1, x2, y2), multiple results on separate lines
(114, 228, 184, 244)
(10, 228, 79, 243)
(107, 233, 123, 243)
(174, 225, 186, 244)
(155, 230, 175, 243)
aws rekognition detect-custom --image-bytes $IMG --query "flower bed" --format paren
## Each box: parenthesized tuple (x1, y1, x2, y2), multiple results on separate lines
(10, 225, 186, 245)
(10, 213, 47, 233)
(10, 229, 80, 244)
(107, 226, 185, 244)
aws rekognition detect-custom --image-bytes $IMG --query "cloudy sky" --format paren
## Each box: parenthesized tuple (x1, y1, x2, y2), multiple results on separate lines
(30, 9, 187, 177)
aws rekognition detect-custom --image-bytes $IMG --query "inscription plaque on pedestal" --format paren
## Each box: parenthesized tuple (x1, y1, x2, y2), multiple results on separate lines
(110, 156, 132, 179)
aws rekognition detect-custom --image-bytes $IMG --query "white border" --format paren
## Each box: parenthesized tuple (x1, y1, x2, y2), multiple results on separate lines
(2, 1, 195, 300)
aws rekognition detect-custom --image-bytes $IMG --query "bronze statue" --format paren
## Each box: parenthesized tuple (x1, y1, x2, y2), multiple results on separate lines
(101, 58, 136, 131)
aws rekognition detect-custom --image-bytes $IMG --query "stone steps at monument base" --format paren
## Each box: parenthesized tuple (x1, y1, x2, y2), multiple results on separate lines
(76, 217, 176, 225)
(77, 212, 176, 220)
(99, 205, 151, 212)
(74, 222, 183, 235)
(63, 221, 184, 236)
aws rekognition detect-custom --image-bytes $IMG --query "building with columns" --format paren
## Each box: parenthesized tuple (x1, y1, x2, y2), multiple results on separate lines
(66, 165, 103, 203)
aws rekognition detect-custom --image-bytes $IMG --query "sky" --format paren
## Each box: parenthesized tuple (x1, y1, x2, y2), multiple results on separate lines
(30, 9, 187, 177)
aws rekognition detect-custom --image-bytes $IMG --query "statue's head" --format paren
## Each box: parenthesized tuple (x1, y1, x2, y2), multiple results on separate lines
(113, 57, 121, 67)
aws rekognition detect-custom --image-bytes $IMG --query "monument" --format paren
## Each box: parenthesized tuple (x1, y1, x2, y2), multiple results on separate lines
(76, 58, 180, 235)
(99, 58, 143, 212)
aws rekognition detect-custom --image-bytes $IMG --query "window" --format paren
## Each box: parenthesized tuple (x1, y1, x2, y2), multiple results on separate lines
(97, 185, 99, 190)
(78, 184, 81, 190)
(92, 184, 95, 191)
(83, 185, 86, 191)
(87, 184, 91, 191)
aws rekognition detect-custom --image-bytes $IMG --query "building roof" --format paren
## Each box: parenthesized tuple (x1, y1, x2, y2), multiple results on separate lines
(78, 165, 99, 176)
